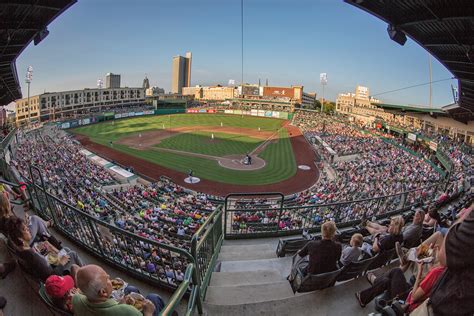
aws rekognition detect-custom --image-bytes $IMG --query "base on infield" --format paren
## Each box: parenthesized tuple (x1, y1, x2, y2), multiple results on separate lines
(184, 176, 201, 184)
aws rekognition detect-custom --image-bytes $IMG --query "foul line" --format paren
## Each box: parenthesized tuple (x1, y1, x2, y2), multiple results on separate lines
(249, 126, 283, 156)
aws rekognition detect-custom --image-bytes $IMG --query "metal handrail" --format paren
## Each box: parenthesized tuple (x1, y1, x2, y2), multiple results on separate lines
(280, 183, 441, 211)
(223, 181, 445, 238)
(159, 263, 199, 316)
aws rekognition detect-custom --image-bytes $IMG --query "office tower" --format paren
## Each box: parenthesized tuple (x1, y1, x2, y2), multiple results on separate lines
(105, 73, 121, 89)
(171, 52, 192, 94)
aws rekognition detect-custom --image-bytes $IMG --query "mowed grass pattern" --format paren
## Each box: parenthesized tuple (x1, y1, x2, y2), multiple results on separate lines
(155, 131, 263, 156)
(73, 114, 282, 143)
(71, 114, 297, 185)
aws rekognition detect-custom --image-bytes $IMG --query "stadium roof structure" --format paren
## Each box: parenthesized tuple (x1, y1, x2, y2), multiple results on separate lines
(345, 0, 474, 123)
(0, 0, 76, 105)
(375, 102, 446, 114)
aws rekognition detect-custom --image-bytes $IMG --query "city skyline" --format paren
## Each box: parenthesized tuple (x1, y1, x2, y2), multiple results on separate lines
(15, 0, 456, 107)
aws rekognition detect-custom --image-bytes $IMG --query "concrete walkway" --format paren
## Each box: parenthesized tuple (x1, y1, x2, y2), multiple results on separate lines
(203, 238, 378, 316)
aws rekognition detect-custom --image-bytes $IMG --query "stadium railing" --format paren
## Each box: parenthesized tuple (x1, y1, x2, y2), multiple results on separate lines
(0, 128, 18, 177)
(223, 182, 445, 239)
(191, 206, 224, 301)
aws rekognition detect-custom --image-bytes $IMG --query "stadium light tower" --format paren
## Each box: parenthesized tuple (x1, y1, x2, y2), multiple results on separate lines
(97, 79, 103, 113)
(320, 73, 327, 113)
(25, 66, 33, 125)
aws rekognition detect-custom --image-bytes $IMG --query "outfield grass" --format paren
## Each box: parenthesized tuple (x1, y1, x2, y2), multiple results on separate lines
(73, 114, 282, 143)
(71, 114, 297, 185)
(155, 131, 263, 156)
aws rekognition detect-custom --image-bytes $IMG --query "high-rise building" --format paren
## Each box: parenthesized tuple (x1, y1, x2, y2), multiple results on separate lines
(171, 52, 192, 94)
(142, 76, 150, 89)
(105, 73, 121, 89)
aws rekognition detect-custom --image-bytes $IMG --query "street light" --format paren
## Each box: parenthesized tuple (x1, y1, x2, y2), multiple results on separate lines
(320, 73, 327, 113)
(25, 66, 33, 125)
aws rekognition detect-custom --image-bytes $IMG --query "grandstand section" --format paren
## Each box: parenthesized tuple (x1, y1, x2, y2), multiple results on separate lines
(344, 0, 474, 124)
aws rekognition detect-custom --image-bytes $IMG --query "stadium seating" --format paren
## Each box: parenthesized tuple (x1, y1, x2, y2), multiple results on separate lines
(276, 237, 310, 257)
(336, 256, 376, 282)
(366, 249, 396, 272)
(290, 265, 344, 293)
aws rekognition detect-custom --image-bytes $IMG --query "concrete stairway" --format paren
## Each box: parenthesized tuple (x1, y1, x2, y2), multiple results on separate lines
(203, 241, 371, 316)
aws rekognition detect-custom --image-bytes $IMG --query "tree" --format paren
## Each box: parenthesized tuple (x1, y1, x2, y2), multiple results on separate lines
(323, 101, 336, 114)
(314, 99, 322, 110)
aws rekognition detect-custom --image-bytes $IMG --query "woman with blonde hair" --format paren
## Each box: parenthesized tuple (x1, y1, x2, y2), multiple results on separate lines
(362, 216, 404, 256)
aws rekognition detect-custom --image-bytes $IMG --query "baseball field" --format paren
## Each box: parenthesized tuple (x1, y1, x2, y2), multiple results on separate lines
(71, 114, 299, 186)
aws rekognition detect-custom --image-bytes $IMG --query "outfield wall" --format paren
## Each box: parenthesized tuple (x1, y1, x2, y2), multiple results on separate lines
(58, 108, 186, 129)
(58, 107, 292, 130)
(186, 108, 293, 120)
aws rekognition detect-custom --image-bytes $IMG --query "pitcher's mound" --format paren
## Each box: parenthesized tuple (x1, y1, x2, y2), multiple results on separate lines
(218, 155, 266, 171)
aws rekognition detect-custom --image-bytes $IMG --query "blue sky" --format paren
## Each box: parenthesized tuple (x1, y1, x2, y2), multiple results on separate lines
(16, 0, 456, 107)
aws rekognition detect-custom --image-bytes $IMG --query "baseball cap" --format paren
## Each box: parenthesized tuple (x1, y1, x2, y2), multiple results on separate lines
(45, 275, 75, 298)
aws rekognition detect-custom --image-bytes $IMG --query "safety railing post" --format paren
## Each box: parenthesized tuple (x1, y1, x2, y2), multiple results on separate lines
(84, 216, 106, 256)
(190, 236, 203, 314)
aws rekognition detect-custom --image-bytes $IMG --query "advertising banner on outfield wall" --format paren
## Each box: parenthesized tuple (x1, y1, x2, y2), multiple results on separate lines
(272, 111, 280, 118)
(70, 121, 79, 128)
(81, 118, 91, 125)
(279, 112, 289, 119)
(257, 110, 265, 117)
(234, 110, 242, 115)
(243, 111, 251, 115)
(187, 109, 198, 113)
(115, 113, 122, 119)
(250, 109, 258, 116)
(61, 122, 70, 129)
(224, 109, 233, 114)
(265, 111, 273, 117)
(144, 110, 154, 115)
(135, 112, 144, 116)
(122, 113, 130, 118)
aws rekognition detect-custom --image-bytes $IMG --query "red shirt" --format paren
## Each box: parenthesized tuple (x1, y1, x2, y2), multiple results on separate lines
(406, 266, 445, 313)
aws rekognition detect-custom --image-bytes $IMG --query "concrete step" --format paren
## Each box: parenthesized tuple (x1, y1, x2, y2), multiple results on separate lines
(203, 277, 369, 316)
(219, 256, 292, 279)
(209, 270, 283, 287)
(218, 243, 276, 261)
(205, 281, 294, 305)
